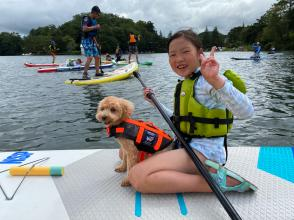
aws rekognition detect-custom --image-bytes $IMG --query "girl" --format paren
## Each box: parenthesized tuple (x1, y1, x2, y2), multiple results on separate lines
(128, 30, 257, 193)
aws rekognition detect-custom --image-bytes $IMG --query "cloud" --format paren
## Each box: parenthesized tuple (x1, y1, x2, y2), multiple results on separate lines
(0, 0, 276, 36)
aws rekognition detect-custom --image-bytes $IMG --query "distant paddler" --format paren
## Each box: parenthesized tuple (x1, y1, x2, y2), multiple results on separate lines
(81, 5, 102, 79)
(128, 32, 140, 64)
(268, 46, 276, 54)
(115, 45, 123, 62)
(65, 58, 83, 67)
(251, 42, 261, 59)
(49, 39, 57, 64)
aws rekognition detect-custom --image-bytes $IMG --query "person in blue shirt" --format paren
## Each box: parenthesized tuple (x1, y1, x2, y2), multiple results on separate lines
(252, 42, 261, 58)
(81, 6, 102, 79)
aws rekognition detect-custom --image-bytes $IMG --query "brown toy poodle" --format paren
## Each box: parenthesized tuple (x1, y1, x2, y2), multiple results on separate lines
(96, 96, 138, 186)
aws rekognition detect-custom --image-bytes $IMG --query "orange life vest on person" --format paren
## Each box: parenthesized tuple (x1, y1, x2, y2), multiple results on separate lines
(129, 34, 136, 43)
(106, 118, 173, 153)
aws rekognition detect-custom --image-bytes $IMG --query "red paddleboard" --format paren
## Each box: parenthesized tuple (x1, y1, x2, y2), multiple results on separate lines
(24, 63, 59, 67)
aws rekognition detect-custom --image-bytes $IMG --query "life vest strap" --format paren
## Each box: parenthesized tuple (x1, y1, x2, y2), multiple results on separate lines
(116, 127, 124, 133)
(135, 126, 145, 145)
(137, 151, 152, 162)
(172, 114, 233, 133)
(153, 135, 163, 151)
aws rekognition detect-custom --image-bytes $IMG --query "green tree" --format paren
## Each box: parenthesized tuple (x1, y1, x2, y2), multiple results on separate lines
(23, 35, 51, 54)
(200, 27, 211, 49)
(16, 12, 168, 55)
(226, 26, 245, 48)
(225, 0, 294, 50)
(211, 27, 223, 47)
(0, 32, 23, 55)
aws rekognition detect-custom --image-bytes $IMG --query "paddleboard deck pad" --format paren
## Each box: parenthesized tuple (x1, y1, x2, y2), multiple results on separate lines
(64, 62, 139, 86)
(0, 146, 293, 220)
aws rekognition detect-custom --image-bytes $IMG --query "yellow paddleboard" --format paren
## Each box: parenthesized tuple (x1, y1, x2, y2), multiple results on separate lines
(64, 62, 138, 86)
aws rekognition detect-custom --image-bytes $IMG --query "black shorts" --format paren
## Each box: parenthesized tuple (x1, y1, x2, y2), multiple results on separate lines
(129, 44, 138, 53)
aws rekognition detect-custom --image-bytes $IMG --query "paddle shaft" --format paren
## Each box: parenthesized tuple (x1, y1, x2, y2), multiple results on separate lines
(134, 72, 241, 220)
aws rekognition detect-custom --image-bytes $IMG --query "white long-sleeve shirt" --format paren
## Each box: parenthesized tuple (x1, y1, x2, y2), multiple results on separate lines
(161, 70, 254, 164)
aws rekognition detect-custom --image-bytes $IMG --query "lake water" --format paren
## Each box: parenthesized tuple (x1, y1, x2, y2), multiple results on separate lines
(0, 52, 293, 151)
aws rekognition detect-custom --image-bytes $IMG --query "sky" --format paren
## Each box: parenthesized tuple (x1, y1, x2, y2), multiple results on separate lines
(0, 0, 277, 36)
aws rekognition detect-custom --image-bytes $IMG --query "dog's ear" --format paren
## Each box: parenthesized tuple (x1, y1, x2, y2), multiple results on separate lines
(97, 97, 108, 111)
(120, 98, 134, 118)
(97, 100, 102, 111)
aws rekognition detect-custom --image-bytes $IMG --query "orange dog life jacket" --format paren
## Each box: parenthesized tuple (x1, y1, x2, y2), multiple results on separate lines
(106, 118, 173, 153)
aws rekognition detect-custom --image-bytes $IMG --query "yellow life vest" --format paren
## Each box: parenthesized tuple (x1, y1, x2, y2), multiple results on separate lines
(173, 70, 246, 138)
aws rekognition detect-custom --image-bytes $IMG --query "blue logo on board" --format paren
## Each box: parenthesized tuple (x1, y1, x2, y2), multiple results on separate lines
(0, 152, 33, 164)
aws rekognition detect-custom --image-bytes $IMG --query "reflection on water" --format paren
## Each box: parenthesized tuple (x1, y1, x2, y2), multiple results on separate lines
(0, 52, 293, 151)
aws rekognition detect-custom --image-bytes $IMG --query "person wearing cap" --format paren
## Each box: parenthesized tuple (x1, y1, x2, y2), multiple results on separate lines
(252, 42, 261, 58)
(81, 5, 102, 79)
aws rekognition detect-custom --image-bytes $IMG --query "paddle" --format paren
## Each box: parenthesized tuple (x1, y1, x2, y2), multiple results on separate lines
(133, 72, 241, 220)
(68, 78, 89, 82)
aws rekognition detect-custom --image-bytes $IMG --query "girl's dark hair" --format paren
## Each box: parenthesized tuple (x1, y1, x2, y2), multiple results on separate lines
(167, 29, 202, 52)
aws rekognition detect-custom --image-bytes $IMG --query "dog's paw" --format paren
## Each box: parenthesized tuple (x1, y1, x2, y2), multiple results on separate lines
(115, 164, 127, 172)
(121, 177, 131, 187)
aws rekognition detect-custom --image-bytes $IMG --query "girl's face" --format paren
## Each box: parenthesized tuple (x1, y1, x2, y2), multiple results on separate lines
(168, 36, 201, 78)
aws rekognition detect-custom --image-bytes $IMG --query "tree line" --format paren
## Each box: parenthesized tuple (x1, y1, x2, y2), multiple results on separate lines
(0, 13, 167, 56)
(226, 0, 293, 50)
(0, 0, 293, 55)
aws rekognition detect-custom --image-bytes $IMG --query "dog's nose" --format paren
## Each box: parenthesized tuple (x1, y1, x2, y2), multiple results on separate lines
(102, 116, 107, 121)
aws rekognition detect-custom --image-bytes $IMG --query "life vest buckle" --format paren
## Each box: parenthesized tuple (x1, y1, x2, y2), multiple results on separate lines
(213, 118, 220, 128)
(188, 112, 196, 133)
(171, 115, 180, 124)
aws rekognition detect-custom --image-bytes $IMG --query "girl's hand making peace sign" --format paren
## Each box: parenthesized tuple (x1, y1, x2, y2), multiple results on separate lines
(200, 46, 225, 90)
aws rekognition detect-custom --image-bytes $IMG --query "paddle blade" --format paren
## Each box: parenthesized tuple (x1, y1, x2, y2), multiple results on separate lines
(133, 71, 140, 78)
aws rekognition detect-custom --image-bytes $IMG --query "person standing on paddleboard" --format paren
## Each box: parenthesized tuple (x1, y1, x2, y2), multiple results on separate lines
(128, 32, 140, 64)
(49, 39, 57, 64)
(81, 5, 102, 79)
(252, 42, 261, 58)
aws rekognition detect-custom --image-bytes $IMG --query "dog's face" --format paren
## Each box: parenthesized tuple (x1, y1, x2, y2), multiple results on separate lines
(96, 96, 134, 126)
